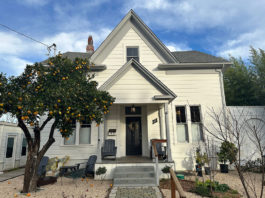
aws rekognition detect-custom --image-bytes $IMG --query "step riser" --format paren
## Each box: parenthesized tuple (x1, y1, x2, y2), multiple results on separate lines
(113, 166, 156, 187)
(114, 179, 156, 185)
(115, 167, 154, 173)
(114, 172, 155, 178)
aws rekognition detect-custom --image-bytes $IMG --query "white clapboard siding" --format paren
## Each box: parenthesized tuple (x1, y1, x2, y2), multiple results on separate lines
(107, 66, 163, 103)
(94, 27, 162, 86)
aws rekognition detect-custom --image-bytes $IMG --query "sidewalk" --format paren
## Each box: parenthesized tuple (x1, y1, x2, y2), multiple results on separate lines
(0, 168, 25, 182)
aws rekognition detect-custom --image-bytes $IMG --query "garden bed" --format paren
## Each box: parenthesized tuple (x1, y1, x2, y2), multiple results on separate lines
(160, 179, 240, 198)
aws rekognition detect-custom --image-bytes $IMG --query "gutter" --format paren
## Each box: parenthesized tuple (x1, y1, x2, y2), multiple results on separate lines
(158, 62, 232, 70)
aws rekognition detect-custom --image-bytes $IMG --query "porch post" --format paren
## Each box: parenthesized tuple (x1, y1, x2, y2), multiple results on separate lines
(164, 103, 172, 162)
(159, 106, 165, 139)
(97, 118, 104, 163)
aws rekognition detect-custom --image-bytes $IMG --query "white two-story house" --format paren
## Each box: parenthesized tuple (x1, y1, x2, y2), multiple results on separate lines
(40, 10, 232, 181)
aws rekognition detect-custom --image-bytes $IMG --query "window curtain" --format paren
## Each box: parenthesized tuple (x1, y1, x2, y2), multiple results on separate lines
(79, 127, 91, 144)
(191, 123, 202, 142)
(177, 124, 188, 142)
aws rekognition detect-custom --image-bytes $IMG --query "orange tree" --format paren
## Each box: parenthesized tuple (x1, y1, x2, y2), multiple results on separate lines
(0, 54, 115, 192)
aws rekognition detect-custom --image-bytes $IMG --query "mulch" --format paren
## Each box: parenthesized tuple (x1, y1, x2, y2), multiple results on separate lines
(160, 179, 195, 192)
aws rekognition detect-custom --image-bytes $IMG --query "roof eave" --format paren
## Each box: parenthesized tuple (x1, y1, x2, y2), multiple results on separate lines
(158, 62, 233, 70)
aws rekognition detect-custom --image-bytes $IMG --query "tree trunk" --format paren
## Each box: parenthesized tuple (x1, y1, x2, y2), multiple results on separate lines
(22, 149, 39, 193)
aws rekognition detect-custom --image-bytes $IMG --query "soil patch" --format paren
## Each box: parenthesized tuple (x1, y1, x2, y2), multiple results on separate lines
(160, 179, 195, 192)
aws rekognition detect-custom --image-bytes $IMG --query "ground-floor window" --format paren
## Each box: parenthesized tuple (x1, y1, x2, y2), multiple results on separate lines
(64, 120, 76, 145)
(176, 106, 189, 142)
(64, 119, 91, 145)
(6, 137, 14, 158)
(21, 137, 27, 156)
(190, 106, 204, 142)
(79, 119, 91, 144)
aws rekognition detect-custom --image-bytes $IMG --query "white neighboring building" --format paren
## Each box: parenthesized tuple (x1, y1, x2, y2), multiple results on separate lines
(0, 122, 27, 171)
(39, 10, 233, 178)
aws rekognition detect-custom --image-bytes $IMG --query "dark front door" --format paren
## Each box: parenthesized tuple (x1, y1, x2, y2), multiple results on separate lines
(126, 117, 142, 155)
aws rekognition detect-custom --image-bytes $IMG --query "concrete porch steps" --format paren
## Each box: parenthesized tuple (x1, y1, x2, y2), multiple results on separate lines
(113, 166, 156, 187)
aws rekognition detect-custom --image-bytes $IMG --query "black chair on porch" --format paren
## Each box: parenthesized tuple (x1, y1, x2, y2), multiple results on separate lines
(150, 139, 167, 160)
(101, 139, 117, 160)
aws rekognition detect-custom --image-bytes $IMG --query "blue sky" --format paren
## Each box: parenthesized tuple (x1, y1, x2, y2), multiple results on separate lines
(1, 0, 265, 76)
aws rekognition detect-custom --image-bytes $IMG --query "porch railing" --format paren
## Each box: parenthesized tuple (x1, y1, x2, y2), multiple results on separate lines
(169, 168, 186, 198)
(151, 139, 167, 186)
(151, 139, 186, 198)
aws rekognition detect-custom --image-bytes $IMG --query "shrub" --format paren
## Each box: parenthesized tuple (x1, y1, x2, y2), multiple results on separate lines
(217, 141, 238, 164)
(161, 165, 171, 174)
(216, 184, 230, 192)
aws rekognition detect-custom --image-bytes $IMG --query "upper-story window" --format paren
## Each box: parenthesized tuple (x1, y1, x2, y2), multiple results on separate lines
(127, 47, 139, 62)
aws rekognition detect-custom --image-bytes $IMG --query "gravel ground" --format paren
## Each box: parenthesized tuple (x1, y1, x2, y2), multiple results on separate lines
(0, 171, 264, 198)
(0, 176, 111, 198)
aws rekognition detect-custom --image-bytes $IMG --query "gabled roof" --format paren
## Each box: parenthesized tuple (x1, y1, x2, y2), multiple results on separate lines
(171, 50, 229, 63)
(91, 9, 178, 64)
(99, 59, 177, 99)
(41, 52, 106, 71)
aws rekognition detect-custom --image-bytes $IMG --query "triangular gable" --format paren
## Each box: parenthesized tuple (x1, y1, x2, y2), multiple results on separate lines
(91, 10, 178, 64)
(99, 59, 177, 100)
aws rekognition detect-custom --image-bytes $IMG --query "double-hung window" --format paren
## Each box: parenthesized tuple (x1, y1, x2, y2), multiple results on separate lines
(127, 47, 139, 62)
(79, 119, 91, 144)
(190, 106, 204, 142)
(176, 106, 189, 142)
(64, 118, 91, 145)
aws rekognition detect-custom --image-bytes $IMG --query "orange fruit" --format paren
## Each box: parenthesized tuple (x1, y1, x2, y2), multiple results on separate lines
(26, 193, 31, 197)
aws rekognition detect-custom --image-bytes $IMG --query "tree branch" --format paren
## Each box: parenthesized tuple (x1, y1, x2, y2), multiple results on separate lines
(18, 117, 32, 144)
(39, 116, 53, 131)
(38, 119, 58, 157)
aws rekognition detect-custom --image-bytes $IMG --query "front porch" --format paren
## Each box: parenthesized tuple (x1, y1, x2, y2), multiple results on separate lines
(96, 103, 173, 163)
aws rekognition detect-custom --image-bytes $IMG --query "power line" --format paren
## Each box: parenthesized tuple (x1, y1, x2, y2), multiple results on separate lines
(0, 23, 49, 47)
(0, 23, 56, 56)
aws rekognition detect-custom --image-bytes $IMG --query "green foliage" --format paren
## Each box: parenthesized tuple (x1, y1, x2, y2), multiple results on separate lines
(224, 47, 265, 105)
(0, 54, 115, 137)
(217, 141, 238, 164)
(194, 179, 230, 197)
(161, 165, 171, 174)
(195, 148, 209, 166)
(215, 184, 230, 192)
(96, 166, 107, 176)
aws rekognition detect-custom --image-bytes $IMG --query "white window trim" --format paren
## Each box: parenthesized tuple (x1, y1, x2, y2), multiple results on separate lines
(61, 121, 93, 147)
(126, 46, 140, 62)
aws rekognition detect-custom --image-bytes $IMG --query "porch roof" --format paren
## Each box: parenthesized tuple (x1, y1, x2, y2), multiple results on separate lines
(98, 59, 177, 101)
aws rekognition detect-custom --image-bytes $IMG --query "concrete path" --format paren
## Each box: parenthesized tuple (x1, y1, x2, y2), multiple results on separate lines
(0, 168, 25, 182)
(109, 186, 162, 198)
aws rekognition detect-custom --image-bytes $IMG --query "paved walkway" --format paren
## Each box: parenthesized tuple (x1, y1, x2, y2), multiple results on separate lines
(109, 186, 162, 198)
(0, 168, 24, 182)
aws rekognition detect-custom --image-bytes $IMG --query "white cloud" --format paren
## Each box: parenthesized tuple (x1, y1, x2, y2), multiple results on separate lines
(165, 42, 191, 52)
(217, 30, 265, 59)
(0, 27, 111, 75)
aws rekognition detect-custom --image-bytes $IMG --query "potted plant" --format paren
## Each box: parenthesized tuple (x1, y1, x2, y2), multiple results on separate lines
(161, 165, 171, 179)
(96, 166, 107, 183)
(217, 141, 238, 173)
(195, 148, 204, 177)
(203, 154, 211, 175)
